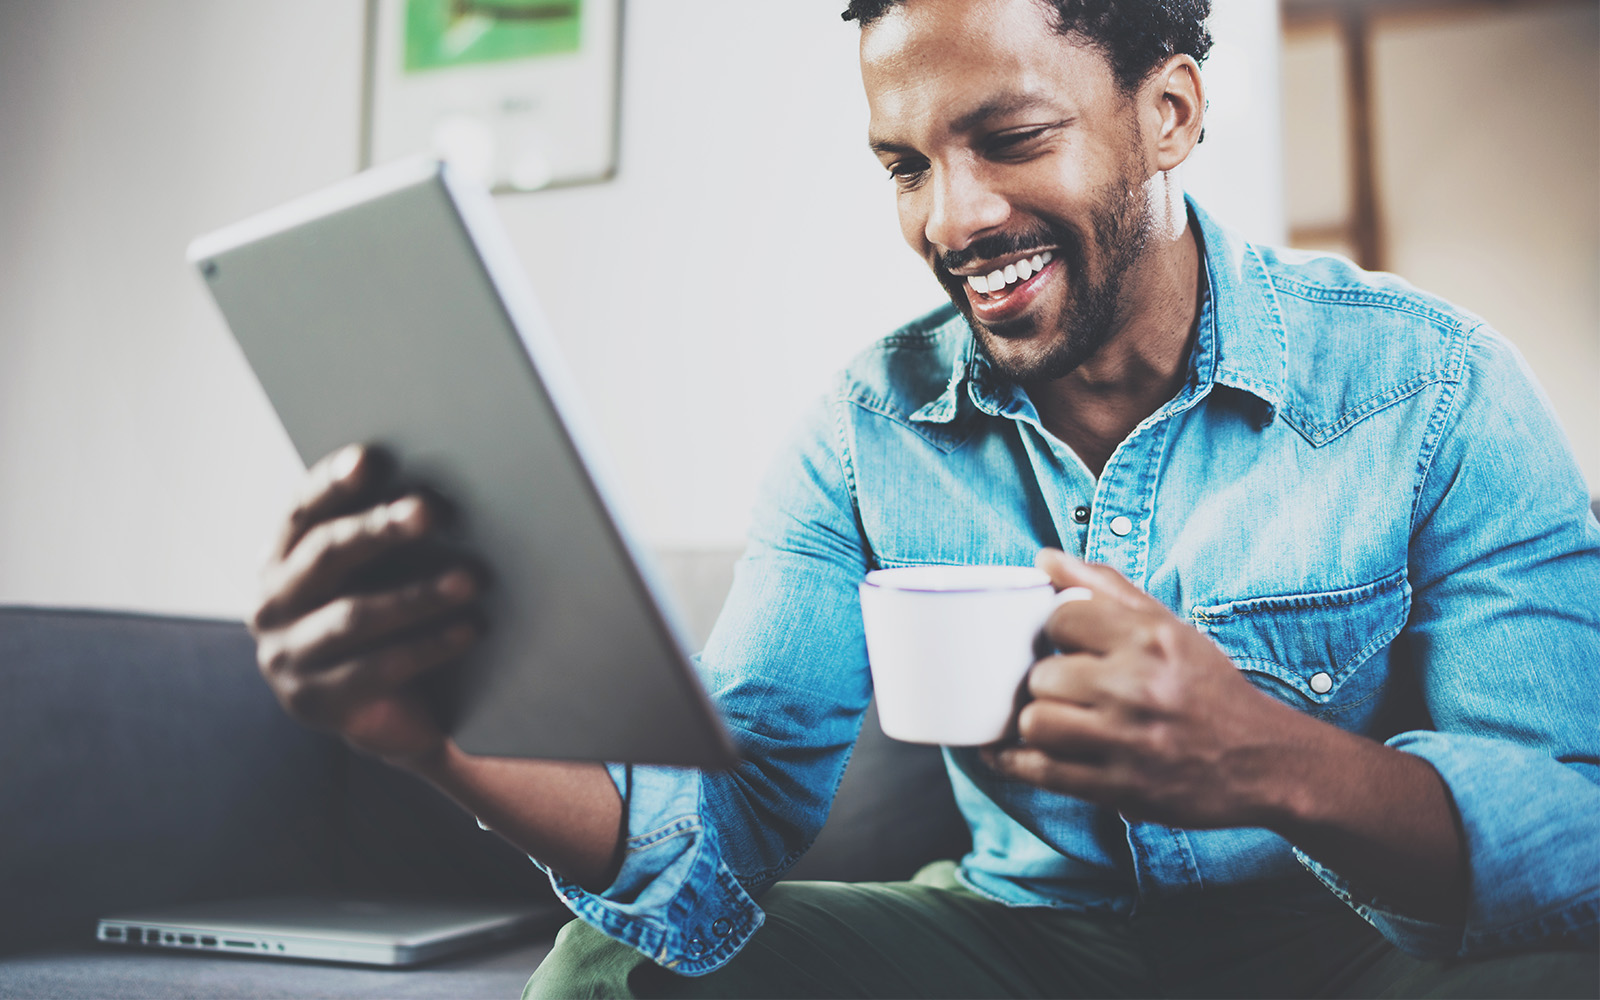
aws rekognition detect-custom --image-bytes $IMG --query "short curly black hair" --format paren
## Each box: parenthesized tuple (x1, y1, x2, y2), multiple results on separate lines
(842, 0, 1212, 92)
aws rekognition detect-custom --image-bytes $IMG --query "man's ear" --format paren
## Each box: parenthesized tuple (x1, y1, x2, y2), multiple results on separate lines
(1142, 54, 1205, 171)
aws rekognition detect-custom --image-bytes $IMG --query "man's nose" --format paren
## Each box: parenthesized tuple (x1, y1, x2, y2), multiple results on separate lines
(924, 161, 1009, 254)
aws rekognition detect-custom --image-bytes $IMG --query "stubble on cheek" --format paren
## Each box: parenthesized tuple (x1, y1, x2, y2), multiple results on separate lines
(963, 179, 1154, 385)
(940, 225, 1095, 382)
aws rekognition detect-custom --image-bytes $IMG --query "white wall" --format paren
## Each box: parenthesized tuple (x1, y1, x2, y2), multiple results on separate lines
(0, 1, 1284, 618)
(0, 2, 369, 616)
(1182, 0, 1286, 245)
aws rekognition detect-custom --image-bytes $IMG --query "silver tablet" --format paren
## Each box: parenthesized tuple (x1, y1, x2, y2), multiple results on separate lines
(189, 158, 736, 768)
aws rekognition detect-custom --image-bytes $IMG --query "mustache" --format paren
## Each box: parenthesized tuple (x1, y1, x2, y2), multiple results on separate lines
(936, 225, 1068, 276)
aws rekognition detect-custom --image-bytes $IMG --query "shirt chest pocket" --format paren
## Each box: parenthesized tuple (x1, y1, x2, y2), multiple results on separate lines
(1189, 570, 1410, 717)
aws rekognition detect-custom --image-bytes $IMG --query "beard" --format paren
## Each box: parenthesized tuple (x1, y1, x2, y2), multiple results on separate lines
(933, 167, 1153, 386)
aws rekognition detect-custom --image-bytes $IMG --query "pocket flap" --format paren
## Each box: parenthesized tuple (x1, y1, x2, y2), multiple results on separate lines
(1189, 570, 1410, 705)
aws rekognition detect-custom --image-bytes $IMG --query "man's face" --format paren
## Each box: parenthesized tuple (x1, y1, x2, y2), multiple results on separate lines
(861, 0, 1156, 384)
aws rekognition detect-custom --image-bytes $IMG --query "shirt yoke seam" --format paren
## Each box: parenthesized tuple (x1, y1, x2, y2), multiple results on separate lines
(829, 393, 878, 571)
(1407, 323, 1478, 536)
(838, 393, 973, 454)
(1268, 274, 1475, 330)
(1279, 366, 1461, 447)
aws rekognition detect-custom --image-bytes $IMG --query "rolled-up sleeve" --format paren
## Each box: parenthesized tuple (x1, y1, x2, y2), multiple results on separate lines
(535, 392, 876, 975)
(1299, 326, 1600, 958)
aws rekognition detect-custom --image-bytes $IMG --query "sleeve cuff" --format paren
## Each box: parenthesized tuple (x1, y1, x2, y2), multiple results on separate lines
(1297, 729, 1600, 958)
(1293, 848, 1465, 957)
(532, 763, 766, 976)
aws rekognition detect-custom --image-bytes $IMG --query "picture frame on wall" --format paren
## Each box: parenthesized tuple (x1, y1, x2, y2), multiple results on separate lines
(362, 0, 621, 191)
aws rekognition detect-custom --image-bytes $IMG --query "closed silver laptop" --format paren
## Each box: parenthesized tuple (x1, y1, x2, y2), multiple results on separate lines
(96, 894, 561, 966)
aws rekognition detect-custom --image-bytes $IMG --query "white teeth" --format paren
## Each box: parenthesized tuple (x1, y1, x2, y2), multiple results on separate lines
(967, 251, 1054, 297)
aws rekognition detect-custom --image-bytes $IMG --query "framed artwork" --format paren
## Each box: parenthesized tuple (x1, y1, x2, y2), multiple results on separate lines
(363, 0, 621, 191)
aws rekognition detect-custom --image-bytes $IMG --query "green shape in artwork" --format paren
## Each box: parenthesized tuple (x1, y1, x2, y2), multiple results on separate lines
(405, 0, 581, 72)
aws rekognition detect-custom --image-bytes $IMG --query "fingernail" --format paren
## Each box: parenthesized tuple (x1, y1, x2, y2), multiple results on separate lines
(330, 446, 362, 482)
(388, 496, 423, 531)
(1053, 586, 1092, 606)
(1035, 548, 1073, 571)
(439, 570, 475, 600)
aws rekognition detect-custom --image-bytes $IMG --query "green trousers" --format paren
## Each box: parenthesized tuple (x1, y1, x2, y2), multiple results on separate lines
(526, 862, 1597, 999)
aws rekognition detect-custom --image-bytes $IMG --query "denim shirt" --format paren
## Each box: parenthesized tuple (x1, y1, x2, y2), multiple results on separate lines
(539, 200, 1600, 974)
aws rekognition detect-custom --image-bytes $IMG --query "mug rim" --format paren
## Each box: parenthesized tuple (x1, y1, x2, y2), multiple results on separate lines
(861, 565, 1052, 594)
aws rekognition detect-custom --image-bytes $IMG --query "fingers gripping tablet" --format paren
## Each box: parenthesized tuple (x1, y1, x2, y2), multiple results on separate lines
(190, 158, 736, 768)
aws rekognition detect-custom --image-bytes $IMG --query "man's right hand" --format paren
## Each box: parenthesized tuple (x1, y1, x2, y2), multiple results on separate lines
(248, 444, 482, 769)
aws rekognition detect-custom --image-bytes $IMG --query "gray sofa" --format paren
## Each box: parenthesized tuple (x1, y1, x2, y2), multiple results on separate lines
(0, 601, 968, 998)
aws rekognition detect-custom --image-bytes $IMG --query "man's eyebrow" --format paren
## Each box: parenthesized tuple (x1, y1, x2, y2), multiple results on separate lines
(949, 93, 1058, 134)
(868, 93, 1062, 156)
(868, 136, 915, 156)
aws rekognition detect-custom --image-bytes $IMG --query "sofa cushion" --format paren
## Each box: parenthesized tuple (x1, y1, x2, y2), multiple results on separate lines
(0, 940, 553, 999)
(0, 607, 343, 955)
(0, 598, 971, 970)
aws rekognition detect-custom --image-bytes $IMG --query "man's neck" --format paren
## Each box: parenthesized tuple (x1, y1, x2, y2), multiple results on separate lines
(1028, 212, 1204, 478)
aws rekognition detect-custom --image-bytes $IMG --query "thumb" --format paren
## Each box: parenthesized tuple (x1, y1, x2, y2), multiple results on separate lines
(1034, 548, 1147, 609)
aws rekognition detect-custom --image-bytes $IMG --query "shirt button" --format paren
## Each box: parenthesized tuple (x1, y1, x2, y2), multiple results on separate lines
(711, 918, 732, 936)
(1310, 672, 1334, 695)
(687, 937, 706, 957)
(1109, 515, 1133, 536)
(1072, 505, 1090, 524)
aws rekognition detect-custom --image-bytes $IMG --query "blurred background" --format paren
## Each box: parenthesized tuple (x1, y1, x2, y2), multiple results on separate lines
(0, 0, 1593, 627)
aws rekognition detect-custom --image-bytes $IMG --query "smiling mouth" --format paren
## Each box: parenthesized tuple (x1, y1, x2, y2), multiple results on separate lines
(953, 249, 1059, 326)
(963, 251, 1053, 298)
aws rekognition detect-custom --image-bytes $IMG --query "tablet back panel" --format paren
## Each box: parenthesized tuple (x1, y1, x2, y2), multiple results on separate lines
(190, 160, 734, 767)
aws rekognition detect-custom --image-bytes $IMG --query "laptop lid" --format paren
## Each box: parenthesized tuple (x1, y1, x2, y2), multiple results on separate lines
(97, 894, 562, 967)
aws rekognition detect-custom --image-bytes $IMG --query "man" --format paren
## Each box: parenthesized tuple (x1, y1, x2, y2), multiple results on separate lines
(248, 0, 1599, 995)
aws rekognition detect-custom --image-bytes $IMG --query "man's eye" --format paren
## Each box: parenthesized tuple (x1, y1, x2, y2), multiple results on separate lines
(987, 128, 1049, 155)
(886, 160, 929, 187)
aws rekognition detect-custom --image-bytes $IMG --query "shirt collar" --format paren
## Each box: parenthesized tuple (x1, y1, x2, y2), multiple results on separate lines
(909, 196, 1287, 426)
(907, 329, 1031, 425)
(1190, 197, 1286, 416)
(908, 329, 977, 424)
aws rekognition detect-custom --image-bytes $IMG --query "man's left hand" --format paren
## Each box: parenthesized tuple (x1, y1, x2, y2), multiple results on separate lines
(984, 548, 1306, 828)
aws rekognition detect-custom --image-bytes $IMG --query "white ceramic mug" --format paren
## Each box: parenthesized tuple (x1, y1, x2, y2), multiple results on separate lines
(859, 565, 1087, 746)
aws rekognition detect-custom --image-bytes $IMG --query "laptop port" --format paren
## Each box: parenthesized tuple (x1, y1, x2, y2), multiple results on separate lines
(179, 934, 196, 945)
(103, 926, 124, 940)
(201, 936, 217, 947)
(224, 940, 255, 949)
